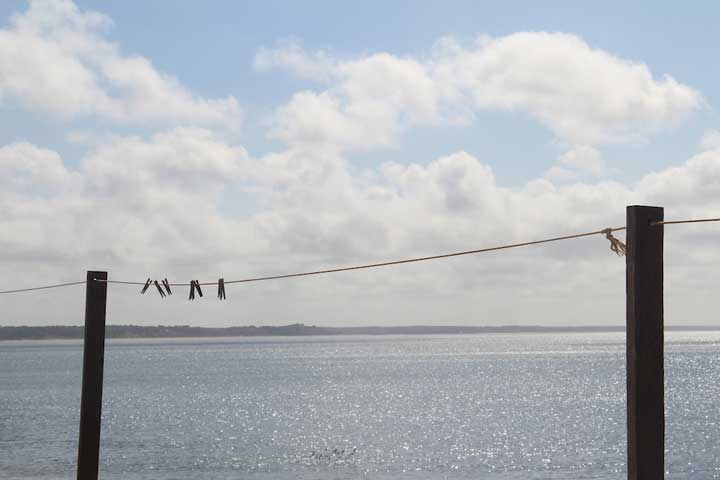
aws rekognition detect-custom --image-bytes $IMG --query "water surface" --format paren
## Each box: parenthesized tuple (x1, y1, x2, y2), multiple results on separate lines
(1, 331, 719, 479)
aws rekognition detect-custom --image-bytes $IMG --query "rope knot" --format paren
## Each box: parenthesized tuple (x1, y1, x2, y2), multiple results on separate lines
(602, 228, 626, 256)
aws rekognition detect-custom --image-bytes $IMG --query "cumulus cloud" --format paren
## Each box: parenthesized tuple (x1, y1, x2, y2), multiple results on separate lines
(0, 5, 715, 327)
(263, 51, 445, 151)
(0, 0, 240, 126)
(3, 129, 720, 326)
(0, 129, 256, 274)
(638, 148, 720, 206)
(255, 40, 336, 82)
(700, 130, 720, 150)
(545, 145, 607, 180)
(0, 142, 83, 266)
(435, 33, 702, 144)
(258, 34, 701, 151)
(0, 142, 79, 193)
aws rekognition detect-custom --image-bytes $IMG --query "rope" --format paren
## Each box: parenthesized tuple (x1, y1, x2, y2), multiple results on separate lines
(602, 228, 626, 256)
(1, 215, 718, 296)
(97, 226, 627, 287)
(653, 218, 720, 226)
(0, 281, 87, 295)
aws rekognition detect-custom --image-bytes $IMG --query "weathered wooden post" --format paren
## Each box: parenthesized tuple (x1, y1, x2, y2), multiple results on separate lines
(77, 271, 108, 480)
(626, 206, 664, 479)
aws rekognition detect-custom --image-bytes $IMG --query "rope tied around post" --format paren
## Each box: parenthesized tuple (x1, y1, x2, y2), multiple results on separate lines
(602, 228, 626, 256)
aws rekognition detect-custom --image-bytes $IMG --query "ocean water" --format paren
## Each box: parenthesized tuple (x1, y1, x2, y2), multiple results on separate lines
(1, 331, 719, 479)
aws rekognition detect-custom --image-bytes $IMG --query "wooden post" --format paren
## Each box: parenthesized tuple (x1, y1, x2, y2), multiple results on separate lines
(77, 271, 108, 480)
(626, 206, 664, 479)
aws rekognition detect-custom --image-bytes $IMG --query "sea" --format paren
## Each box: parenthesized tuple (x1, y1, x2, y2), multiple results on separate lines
(1, 331, 719, 479)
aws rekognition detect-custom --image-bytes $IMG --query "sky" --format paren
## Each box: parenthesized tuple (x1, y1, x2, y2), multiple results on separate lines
(1, 0, 719, 327)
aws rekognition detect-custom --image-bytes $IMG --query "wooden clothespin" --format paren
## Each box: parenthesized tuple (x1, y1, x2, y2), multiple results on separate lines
(162, 278, 172, 296)
(195, 280, 203, 298)
(218, 278, 226, 300)
(141, 278, 151, 294)
(154, 280, 166, 298)
(188, 280, 196, 301)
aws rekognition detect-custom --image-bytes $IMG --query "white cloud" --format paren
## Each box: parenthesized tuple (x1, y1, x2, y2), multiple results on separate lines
(259, 34, 701, 151)
(543, 166, 578, 181)
(546, 145, 607, 180)
(700, 130, 720, 150)
(0, 142, 79, 193)
(4, 130, 720, 326)
(638, 148, 720, 206)
(0, 142, 83, 265)
(0, 13, 715, 327)
(263, 50, 446, 151)
(266, 91, 399, 151)
(255, 40, 336, 82)
(437, 33, 702, 145)
(0, 129, 254, 273)
(83, 127, 250, 194)
(0, 0, 240, 126)
(77, 128, 255, 266)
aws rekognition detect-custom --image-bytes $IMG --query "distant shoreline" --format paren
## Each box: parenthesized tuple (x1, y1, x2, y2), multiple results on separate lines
(1, 323, 719, 341)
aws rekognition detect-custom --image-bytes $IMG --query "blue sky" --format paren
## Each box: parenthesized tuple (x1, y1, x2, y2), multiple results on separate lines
(2, 1, 718, 183)
(1, 0, 719, 327)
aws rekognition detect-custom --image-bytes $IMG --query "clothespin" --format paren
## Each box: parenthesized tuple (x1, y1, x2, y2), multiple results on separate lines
(154, 280, 166, 298)
(218, 278, 226, 300)
(162, 278, 172, 296)
(141, 278, 151, 294)
(195, 280, 203, 298)
(188, 280, 196, 301)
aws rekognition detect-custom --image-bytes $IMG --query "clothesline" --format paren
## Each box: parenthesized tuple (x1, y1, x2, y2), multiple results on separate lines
(0, 216, 718, 296)
(0, 281, 88, 295)
(99, 226, 627, 288)
(653, 218, 720, 226)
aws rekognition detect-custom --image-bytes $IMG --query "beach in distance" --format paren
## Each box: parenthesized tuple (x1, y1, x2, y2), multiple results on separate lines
(3, 323, 720, 341)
